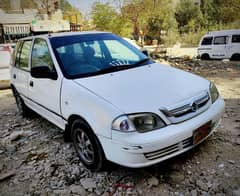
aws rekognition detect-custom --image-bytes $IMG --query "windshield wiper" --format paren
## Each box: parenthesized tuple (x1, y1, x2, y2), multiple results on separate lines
(133, 58, 150, 66)
(95, 58, 151, 75)
(96, 64, 132, 75)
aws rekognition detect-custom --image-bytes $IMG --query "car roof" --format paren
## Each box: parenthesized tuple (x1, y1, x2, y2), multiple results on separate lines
(19, 31, 111, 41)
(204, 29, 240, 37)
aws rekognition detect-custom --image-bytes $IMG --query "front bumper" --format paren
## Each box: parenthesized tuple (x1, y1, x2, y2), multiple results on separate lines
(98, 97, 225, 168)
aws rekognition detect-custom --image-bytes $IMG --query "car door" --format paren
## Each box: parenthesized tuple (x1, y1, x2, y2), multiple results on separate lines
(211, 36, 229, 59)
(11, 39, 32, 99)
(230, 34, 240, 58)
(28, 38, 64, 129)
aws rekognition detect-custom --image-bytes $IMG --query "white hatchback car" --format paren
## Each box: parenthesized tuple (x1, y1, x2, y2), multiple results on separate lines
(10, 32, 225, 170)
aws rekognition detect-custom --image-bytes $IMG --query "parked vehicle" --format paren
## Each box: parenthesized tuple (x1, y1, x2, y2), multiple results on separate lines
(10, 32, 225, 171)
(0, 43, 15, 89)
(198, 29, 240, 60)
(0, 43, 15, 68)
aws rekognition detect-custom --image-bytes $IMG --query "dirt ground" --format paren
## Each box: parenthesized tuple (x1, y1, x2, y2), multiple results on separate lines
(0, 60, 239, 196)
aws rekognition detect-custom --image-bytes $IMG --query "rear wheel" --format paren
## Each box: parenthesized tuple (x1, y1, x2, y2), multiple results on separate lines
(12, 88, 31, 117)
(201, 53, 210, 60)
(71, 119, 105, 171)
(230, 53, 240, 61)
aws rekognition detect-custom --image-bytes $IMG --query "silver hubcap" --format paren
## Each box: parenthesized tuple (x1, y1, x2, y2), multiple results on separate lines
(75, 128, 94, 164)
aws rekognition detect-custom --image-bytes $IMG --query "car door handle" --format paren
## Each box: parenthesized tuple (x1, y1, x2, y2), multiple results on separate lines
(29, 81, 34, 87)
(13, 74, 16, 79)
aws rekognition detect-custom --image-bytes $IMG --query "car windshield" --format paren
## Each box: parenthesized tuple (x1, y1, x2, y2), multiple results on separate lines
(50, 33, 151, 78)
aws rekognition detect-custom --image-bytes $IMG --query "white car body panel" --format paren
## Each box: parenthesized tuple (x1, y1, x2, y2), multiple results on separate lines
(27, 37, 66, 129)
(61, 78, 123, 138)
(74, 63, 209, 114)
(98, 97, 224, 167)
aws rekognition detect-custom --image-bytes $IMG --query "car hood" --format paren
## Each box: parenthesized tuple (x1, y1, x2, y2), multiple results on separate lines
(74, 63, 209, 113)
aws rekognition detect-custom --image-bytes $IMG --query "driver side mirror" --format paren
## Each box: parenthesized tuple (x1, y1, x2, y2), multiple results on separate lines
(142, 49, 149, 57)
(31, 66, 58, 80)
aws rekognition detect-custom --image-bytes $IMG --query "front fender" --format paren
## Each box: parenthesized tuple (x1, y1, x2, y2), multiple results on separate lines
(61, 78, 123, 139)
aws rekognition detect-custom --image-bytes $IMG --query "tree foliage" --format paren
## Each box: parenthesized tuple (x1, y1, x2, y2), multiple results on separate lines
(91, 0, 177, 40)
(176, 0, 240, 33)
(90, 0, 240, 45)
(61, 0, 82, 24)
(175, 0, 204, 33)
(91, 2, 132, 36)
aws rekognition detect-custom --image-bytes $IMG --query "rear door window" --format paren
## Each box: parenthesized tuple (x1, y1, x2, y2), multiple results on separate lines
(232, 35, 240, 43)
(214, 36, 228, 45)
(201, 37, 213, 45)
(18, 40, 32, 71)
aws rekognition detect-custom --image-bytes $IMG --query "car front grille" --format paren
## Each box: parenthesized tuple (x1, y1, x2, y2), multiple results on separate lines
(161, 91, 210, 124)
(144, 137, 193, 160)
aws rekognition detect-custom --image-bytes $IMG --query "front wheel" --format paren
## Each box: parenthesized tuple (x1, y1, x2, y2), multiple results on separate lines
(200, 53, 210, 60)
(71, 119, 105, 171)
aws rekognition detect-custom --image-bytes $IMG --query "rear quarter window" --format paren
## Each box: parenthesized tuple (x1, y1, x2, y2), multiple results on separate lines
(13, 41, 22, 67)
(232, 35, 240, 43)
(201, 37, 213, 45)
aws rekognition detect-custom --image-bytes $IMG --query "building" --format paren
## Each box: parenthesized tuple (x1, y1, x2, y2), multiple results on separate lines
(0, 0, 70, 43)
(0, 8, 38, 42)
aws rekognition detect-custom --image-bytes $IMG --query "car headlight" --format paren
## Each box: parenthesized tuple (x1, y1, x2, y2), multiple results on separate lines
(209, 82, 219, 103)
(112, 113, 166, 133)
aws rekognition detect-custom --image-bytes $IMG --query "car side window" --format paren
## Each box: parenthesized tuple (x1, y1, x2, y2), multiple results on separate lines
(17, 40, 32, 71)
(214, 36, 228, 45)
(31, 38, 55, 71)
(232, 34, 240, 43)
(201, 37, 213, 45)
(14, 41, 22, 67)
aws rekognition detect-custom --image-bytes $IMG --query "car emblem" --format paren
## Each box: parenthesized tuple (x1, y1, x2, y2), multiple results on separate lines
(191, 102, 198, 112)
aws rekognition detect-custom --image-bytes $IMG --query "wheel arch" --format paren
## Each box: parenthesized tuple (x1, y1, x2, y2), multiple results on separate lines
(230, 53, 240, 61)
(201, 53, 210, 60)
(65, 114, 107, 163)
(64, 114, 103, 147)
(64, 114, 87, 141)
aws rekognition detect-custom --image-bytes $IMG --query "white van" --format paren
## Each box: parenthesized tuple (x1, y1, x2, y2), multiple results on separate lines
(198, 29, 240, 60)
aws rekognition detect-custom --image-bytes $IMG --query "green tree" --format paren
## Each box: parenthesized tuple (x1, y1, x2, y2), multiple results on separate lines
(145, 0, 177, 41)
(175, 0, 203, 33)
(61, 0, 82, 24)
(213, 0, 240, 24)
(91, 2, 132, 36)
(121, 0, 177, 42)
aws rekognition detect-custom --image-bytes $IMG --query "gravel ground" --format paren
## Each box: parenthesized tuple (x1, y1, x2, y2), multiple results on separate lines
(0, 60, 239, 196)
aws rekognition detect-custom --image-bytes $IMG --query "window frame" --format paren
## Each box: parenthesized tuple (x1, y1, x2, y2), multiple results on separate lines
(14, 41, 23, 68)
(201, 37, 213, 45)
(213, 36, 228, 45)
(232, 34, 240, 43)
(50, 33, 149, 79)
(14, 40, 33, 72)
(31, 38, 57, 74)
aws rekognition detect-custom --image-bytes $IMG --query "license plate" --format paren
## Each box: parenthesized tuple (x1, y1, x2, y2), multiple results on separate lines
(193, 121, 212, 145)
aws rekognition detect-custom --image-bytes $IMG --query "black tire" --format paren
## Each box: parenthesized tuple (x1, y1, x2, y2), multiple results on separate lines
(230, 53, 240, 61)
(200, 53, 210, 60)
(71, 119, 105, 171)
(12, 88, 32, 117)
